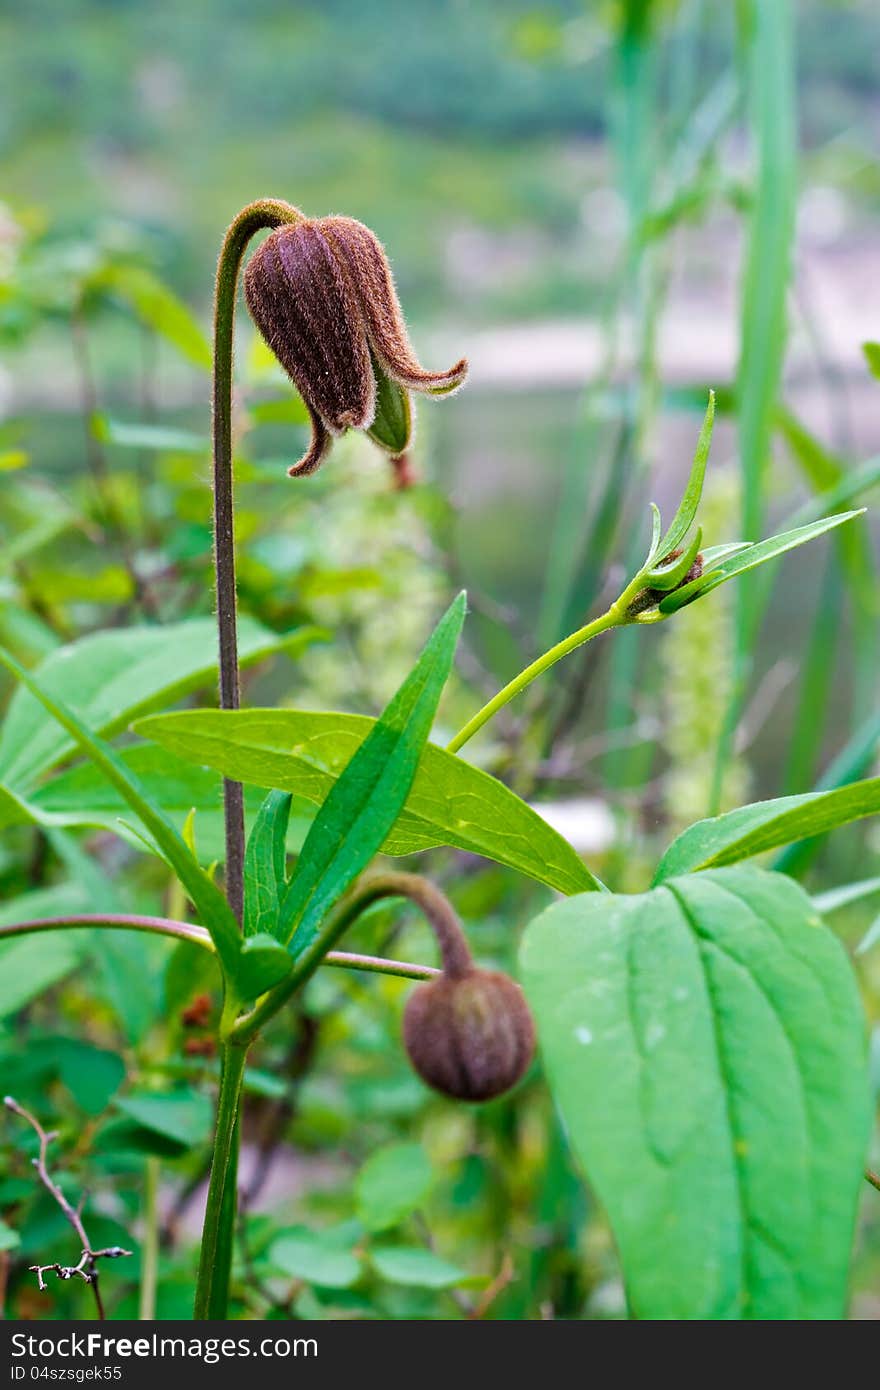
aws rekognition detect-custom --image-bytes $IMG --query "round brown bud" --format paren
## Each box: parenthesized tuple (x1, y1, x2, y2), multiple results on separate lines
(403, 967, 536, 1102)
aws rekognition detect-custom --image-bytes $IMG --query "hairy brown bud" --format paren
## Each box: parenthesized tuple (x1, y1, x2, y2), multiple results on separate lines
(244, 215, 467, 476)
(403, 967, 536, 1102)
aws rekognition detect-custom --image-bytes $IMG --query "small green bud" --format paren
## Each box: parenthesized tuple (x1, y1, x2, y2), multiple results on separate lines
(626, 548, 704, 618)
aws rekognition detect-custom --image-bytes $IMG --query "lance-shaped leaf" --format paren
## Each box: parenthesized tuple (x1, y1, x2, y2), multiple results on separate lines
(520, 868, 870, 1319)
(654, 777, 880, 882)
(243, 791, 293, 938)
(0, 617, 320, 790)
(133, 710, 600, 896)
(279, 593, 466, 953)
(658, 510, 864, 615)
(0, 644, 242, 978)
(655, 390, 714, 558)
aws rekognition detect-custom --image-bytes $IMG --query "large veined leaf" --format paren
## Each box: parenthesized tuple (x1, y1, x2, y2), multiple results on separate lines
(520, 868, 869, 1319)
(0, 617, 319, 790)
(278, 594, 465, 953)
(134, 709, 600, 896)
(654, 777, 880, 882)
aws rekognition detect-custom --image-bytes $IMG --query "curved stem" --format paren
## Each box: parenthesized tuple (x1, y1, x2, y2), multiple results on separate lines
(232, 872, 468, 1046)
(193, 1041, 246, 1319)
(0, 914, 435, 980)
(445, 607, 620, 754)
(0, 913, 214, 949)
(212, 199, 302, 922)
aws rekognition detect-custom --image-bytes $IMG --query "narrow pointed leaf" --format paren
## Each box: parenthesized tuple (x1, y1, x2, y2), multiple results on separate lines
(279, 594, 466, 952)
(656, 391, 714, 557)
(654, 777, 880, 881)
(134, 709, 600, 896)
(658, 510, 865, 615)
(0, 617, 319, 790)
(243, 791, 293, 938)
(0, 644, 242, 976)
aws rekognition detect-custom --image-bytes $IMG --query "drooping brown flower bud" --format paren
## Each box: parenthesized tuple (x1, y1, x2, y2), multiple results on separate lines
(244, 215, 467, 476)
(403, 967, 536, 1103)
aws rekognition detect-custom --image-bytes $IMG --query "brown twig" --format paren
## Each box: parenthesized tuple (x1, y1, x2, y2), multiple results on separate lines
(4, 1096, 132, 1320)
(866, 1168, 880, 1194)
(470, 1251, 516, 1319)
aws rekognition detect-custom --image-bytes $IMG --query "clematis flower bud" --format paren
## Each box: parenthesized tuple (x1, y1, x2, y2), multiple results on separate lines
(403, 966, 536, 1103)
(244, 214, 467, 476)
(395, 875, 535, 1102)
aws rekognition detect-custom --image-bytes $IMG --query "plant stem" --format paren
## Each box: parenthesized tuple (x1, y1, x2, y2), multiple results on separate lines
(232, 872, 462, 1046)
(212, 199, 302, 922)
(139, 1158, 159, 1321)
(0, 915, 436, 980)
(193, 1040, 247, 1320)
(445, 606, 624, 755)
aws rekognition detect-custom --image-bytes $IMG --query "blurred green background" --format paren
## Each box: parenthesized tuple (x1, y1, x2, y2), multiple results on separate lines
(1, 0, 879, 1320)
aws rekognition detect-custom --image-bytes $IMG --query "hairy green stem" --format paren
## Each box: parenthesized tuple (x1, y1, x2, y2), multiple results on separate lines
(212, 199, 302, 922)
(193, 1041, 247, 1320)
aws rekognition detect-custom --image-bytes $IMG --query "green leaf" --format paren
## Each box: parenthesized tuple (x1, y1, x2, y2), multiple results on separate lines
(23, 747, 303, 866)
(248, 396, 310, 427)
(369, 1246, 467, 1289)
(0, 617, 318, 790)
(0, 880, 91, 929)
(654, 777, 880, 881)
(656, 391, 714, 557)
(355, 1142, 434, 1232)
(863, 341, 880, 380)
(91, 416, 210, 454)
(811, 877, 880, 915)
(115, 1089, 213, 1148)
(92, 264, 212, 370)
(134, 709, 599, 897)
(0, 1220, 20, 1253)
(520, 868, 870, 1319)
(658, 511, 864, 615)
(243, 791, 292, 938)
(278, 595, 466, 952)
(234, 933, 293, 1001)
(268, 1227, 362, 1289)
(58, 1042, 126, 1115)
(366, 357, 412, 455)
(0, 643, 242, 977)
(0, 933, 83, 1018)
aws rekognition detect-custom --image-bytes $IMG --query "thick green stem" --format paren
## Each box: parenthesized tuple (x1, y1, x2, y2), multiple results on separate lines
(193, 1040, 247, 1320)
(212, 199, 302, 922)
